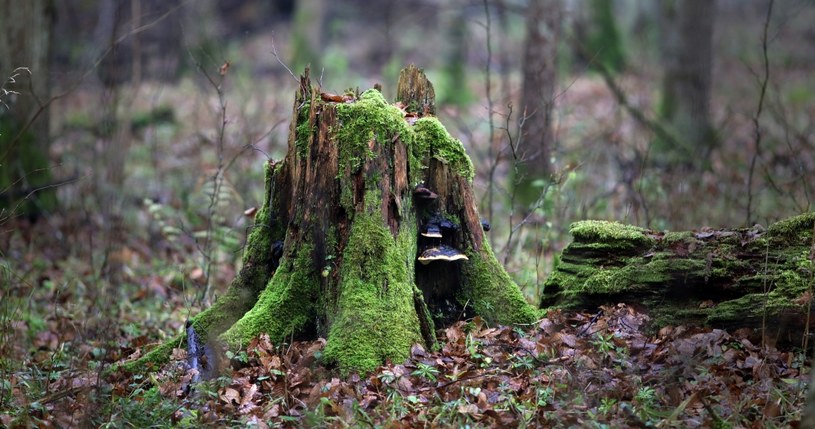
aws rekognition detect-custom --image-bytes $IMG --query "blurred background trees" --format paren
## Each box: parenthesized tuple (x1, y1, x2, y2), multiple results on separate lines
(1, 0, 813, 300)
(0, 0, 56, 218)
(516, 0, 561, 205)
(656, 0, 717, 170)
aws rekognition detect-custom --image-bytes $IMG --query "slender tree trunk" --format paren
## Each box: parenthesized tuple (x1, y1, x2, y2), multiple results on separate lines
(655, 0, 717, 168)
(290, 0, 328, 73)
(440, 8, 473, 106)
(579, 0, 626, 73)
(0, 0, 55, 219)
(516, 0, 561, 203)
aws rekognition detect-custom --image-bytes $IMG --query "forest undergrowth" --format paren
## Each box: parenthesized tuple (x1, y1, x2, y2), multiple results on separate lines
(2, 16, 814, 425)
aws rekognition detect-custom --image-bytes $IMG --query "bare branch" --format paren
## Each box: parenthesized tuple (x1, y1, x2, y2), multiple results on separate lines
(745, 0, 774, 225)
(271, 36, 299, 83)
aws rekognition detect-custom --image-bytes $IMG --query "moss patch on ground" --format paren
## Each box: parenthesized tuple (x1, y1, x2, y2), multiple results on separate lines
(570, 220, 654, 247)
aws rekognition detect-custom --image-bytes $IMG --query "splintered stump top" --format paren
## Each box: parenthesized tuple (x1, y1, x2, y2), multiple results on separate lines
(396, 64, 436, 116)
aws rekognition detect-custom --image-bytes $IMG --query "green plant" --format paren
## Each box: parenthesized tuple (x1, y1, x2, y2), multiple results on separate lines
(536, 386, 555, 407)
(592, 332, 616, 358)
(599, 396, 617, 415)
(412, 362, 440, 382)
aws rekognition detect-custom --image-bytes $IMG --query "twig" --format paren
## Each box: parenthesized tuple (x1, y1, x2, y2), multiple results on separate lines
(0, 67, 30, 111)
(0, 168, 85, 224)
(745, 0, 774, 225)
(271, 37, 299, 82)
(186, 51, 230, 305)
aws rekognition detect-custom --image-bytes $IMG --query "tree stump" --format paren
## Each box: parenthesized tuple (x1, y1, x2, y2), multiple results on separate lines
(540, 213, 815, 344)
(126, 66, 537, 375)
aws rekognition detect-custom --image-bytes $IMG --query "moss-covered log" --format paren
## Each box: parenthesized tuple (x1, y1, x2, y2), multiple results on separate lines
(125, 65, 536, 376)
(540, 213, 815, 343)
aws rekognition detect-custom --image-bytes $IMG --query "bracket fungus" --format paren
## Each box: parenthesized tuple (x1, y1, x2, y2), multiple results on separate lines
(413, 185, 438, 201)
(418, 244, 469, 264)
(421, 223, 443, 238)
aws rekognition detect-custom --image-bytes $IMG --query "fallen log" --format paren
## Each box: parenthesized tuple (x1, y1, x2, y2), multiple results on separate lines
(540, 213, 815, 345)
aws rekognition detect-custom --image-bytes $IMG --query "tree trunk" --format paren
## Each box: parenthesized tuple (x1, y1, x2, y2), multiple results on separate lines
(540, 212, 815, 345)
(439, 8, 473, 106)
(655, 0, 717, 168)
(126, 65, 537, 376)
(516, 0, 561, 202)
(0, 0, 56, 219)
(576, 0, 626, 74)
(290, 0, 328, 73)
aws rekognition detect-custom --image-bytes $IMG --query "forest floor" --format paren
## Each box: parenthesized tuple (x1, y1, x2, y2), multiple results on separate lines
(1, 215, 810, 428)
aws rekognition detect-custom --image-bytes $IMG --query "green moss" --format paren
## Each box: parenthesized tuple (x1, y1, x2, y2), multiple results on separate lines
(119, 333, 186, 374)
(461, 239, 538, 325)
(412, 117, 475, 182)
(661, 231, 693, 244)
(767, 212, 815, 241)
(570, 220, 653, 246)
(335, 89, 413, 175)
(323, 192, 423, 375)
(330, 90, 475, 187)
(220, 242, 318, 347)
(295, 100, 314, 159)
(707, 284, 805, 326)
(570, 259, 679, 296)
(242, 162, 275, 262)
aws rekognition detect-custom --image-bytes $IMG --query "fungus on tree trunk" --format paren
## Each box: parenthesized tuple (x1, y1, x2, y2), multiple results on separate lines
(124, 65, 537, 376)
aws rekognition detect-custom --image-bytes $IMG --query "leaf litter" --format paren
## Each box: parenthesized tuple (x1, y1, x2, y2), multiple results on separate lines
(8, 289, 809, 427)
(48, 303, 800, 427)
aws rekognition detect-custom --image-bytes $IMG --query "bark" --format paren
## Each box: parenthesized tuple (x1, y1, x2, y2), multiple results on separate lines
(655, 0, 717, 168)
(0, 0, 56, 218)
(517, 0, 561, 200)
(540, 212, 815, 345)
(125, 65, 537, 376)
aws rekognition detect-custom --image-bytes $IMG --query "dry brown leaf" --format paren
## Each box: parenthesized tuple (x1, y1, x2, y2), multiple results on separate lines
(220, 387, 240, 405)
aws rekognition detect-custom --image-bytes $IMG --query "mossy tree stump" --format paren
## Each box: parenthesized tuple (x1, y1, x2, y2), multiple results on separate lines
(541, 213, 815, 344)
(128, 66, 537, 375)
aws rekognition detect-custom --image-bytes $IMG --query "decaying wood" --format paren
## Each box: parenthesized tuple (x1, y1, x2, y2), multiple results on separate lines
(396, 64, 436, 116)
(124, 65, 536, 376)
(540, 213, 815, 345)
